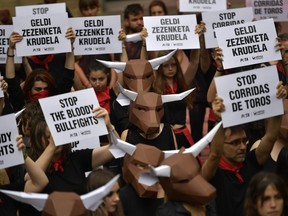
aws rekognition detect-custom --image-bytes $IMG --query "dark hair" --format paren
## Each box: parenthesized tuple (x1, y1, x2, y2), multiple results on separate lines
(87, 61, 111, 85)
(86, 168, 124, 216)
(148, 0, 168, 16)
(78, 0, 99, 11)
(278, 32, 288, 41)
(29, 118, 71, 174)
(124, 3, 144, 19)
(22, 68, 56, 100)
(244, 172, 287, 216)
(153, 51, 192, 108)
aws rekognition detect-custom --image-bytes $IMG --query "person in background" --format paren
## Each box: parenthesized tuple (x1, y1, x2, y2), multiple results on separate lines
(244, 171, 287, 216)
(148, 0, 167, 16)
(5, 28, 75, 112)
(0, 134, 50, 216)
(86, 168, 124, 216)
(153, 51, 194, 148)
(201, 81, 287, 216)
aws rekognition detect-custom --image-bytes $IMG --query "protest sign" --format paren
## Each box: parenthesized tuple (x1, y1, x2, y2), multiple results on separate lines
(0, 25, 22, 64)
(179, 0, 226, 12)
(215, 18, 281, 69)
(202, 7, 254, 48)
(15, 3, 66, 16)
(71, 137, 100, 152)
(0, 114, 24, 169)
(144, 15, 199, 51)
(246, 0, 288, 22)
(69, 15, 122, 55)
(39, 88, 107, 146)
(12, 13, 70, 56)
(214, 65, 283, 128)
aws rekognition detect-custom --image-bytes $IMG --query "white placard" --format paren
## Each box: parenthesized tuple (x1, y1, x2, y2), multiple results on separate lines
(39, 88, 107, 146)
(214, 65, 283, 128)
(15, 3, 66, 16)
(144, 15, 199, 51)
(179, 0, 227, 12)
(0, 25, 22, 64)
(215, 19, 281, 69)
(69, 16, 122, 55)
(202, 7, 254, 48)
(71, 137, 100, 151)
(12, 13, 70, 57)
(246, 0, 288, 22)
(0, 114, 24, 169)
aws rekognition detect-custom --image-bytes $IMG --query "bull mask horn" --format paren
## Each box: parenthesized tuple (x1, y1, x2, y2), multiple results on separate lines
(96, 59, 126, 73)
(161, 88, 195, 104)
(164, 121, 223, 158)
(118, 82, 138, 101)
(81, 174, 120, 211)
(109, 131, 137, 158)
(150, 165, 171, 177)
(0, 175, 119, 213)
(149, 49, 177, 70)
(15, 108, 26, 118)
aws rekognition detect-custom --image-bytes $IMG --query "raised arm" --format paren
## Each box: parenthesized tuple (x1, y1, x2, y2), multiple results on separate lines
(201, 96, 225, 180)
(65, 27, 75, 71)
(255, 81, 287, 165)
(0, 76, 8, 115)
(5, 32, 23, 79)
(207, 48, 224, 103)
(91, 107, 118, 168)
(16, 135, 49, 192)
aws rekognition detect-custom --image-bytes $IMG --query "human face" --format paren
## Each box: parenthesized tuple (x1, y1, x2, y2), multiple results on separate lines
(80, 5, 98, 17)
(31, 81, 48, 95)
(162, 59, 177, 79)
(257, 184, 284, 216)
(104, 182, 120, 213)
(150, 6, 165, 16)
(223, 129, 248, 165)
(88, 70, 108, 92)
(125, 12, 144, 33)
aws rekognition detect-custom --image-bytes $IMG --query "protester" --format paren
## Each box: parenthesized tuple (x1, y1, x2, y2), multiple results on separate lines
(5, 28, 75, 112)
(75, 0, 117, 90)
(153, 51, 194, 148)
(201, 81, 287, 216)
(86, 168, 124, 216)
(148, 0, 167, 16)
(0, 134, 50, 216)
(244, 171, 287, 216)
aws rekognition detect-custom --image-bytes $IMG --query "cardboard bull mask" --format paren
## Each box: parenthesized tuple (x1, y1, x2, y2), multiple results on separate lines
(97, 49, 177, 92)
(122, 144, 164, 198)
(118, 84, 194, 134)
(0, 175, 119, 216)
(153, 152, 216, 205)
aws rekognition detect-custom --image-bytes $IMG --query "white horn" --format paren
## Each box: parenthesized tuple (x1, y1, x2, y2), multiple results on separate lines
(161, 88, 195, 104)
(15, 108, 26, 118)
(150, 165, 171, 177)
(184, 121, 223, 156)
(81, 174, 120, 211)
(0, 189, 48, 211)
(96, 59, 126, 73)
(118, 83, 138, 101)
(149, 49, 177, 70)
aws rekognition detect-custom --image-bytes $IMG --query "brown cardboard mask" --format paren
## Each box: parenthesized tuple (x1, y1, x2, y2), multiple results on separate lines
(43, 192, 87, 216)
(96, 49, 177, 92)
(157, 152, 216, 205)
(0, 175, 119, 216)
(129, 91, 164, 134)
(122, 144, 164, 198)
(123, 59, 155, 92)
